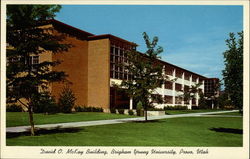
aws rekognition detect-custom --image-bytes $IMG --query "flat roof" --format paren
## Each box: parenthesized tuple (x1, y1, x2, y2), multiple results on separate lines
(137, 51, 207, 79)
(87, 34, 137, 46)
(49, 19, 214, 79)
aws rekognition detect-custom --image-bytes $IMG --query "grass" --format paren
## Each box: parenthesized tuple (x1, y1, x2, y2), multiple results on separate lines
(6, 112, 136, 127)
(6, 116, 242, 146)
(165, 109, 223, 115)
(208, 111, 242, 116)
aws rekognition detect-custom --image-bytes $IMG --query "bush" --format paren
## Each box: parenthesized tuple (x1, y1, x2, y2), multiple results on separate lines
(136, 101, 143, 110)
(118, 109, 124, 114)
(75, 106, 103, 112)
(164, 105, 188, 110)
(136, 101, 144, 116)
(148, 107, 164, 111)
(128, 110, 134, 115)
(110, 108, 116, 113)
(58, 86, 76, 113)
(92, 107, 103, 112)
(192, 106, 199, 110)
(6, 104, 23, 112)
(32, 93, 59, 114)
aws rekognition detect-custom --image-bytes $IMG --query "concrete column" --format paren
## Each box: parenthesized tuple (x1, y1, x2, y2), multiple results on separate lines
(129, 97, 133, 110)
(188, 75, 192, 109)
(162, 65, 165, 107)
(182, 72, 185, 106)
(196, 78, 199, 106)
(211, 100, 214, 109)
(202, 80, 205, 93)
(172, 69, 176, 106)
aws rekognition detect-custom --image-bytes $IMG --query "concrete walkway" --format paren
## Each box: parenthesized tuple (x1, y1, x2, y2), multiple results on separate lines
(6, 110, 239, 133)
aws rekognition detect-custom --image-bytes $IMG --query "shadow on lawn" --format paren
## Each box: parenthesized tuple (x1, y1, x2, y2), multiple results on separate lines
(6, 127, 83, 138)
(209, 127, 243, 134)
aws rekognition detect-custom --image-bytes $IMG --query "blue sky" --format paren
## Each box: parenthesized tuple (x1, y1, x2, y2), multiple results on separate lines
(56, 5, 243, 82)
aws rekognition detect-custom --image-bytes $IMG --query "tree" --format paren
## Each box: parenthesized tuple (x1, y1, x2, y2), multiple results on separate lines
(6, 5, 70, 135)
(222, 32, 243, 111)
(121, 32, 165, 121)
(179, 83, 201, 108)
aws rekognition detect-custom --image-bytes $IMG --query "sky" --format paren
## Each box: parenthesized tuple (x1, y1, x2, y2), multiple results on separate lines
(56, 5, 243, 82)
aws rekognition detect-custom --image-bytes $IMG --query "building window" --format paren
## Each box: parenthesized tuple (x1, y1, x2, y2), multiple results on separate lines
(184, 73, 190, 80)
(192, 98, 196, 105)
(175, 69, 182, 78)
(165, 66, 174, 75)
(111, 46, 114, 55)
(110, 45, 132, 80)
(164, 95, 173, 104)
(151, 94, 162, 103)
(32, 56, 39, 65)
(192, 76, 197, 82)
(165, 81, 173, 90)
(175, 96, 182, 104)
(175, 83, 182, 92)
(184, 85, 189, 92)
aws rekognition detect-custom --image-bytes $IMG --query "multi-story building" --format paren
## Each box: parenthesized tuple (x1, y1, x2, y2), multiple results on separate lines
(11, 19, 218, 112)
(204, 78, 220, 108)
(204, 78, 220, 97)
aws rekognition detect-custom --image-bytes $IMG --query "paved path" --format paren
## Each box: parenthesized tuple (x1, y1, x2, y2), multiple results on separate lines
(6, 110, 239, 133)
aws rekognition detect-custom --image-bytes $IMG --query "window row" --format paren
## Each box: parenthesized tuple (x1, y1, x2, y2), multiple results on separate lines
(110, 55, 129, 64)
(110, 46, 128, 58)
(8, 56, 39, 65)
(110, 71, 132, 80)
(164, 68, 202, 83)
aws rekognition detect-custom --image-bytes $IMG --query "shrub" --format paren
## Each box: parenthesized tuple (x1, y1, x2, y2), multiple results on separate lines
(128, 110, 134, 115)
(136, 101, 143, 110)
(75, 106, 103, 112)
(74, 106, 83, 112)
(164, 105, 188, 110)
(148, 107, 165, 111)
(6, 104, 23, 112)
(58, 86, 76, 113)
(92, 107, 103, 112)
(136, 101, 144, 116)
(118, 109, 124, 114)
(192, 106, 199, 110)
(32, 93, 59, 114)
(110, 108, 116, 114)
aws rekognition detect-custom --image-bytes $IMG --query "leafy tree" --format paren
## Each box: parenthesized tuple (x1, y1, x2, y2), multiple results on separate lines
(222, 32, 243, 111)
(6, 5, 70, 135)
(121, 32, 165, 121)
(198, 92, 207, 109)
(217, 92, 233, 109)
(179, 83, 201, 108)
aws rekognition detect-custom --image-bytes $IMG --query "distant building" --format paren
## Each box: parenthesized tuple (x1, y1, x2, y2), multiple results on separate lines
(204, 78, 220, 108)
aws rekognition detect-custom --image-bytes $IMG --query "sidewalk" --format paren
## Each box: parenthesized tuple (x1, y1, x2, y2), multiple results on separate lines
(6, 110, 239, 133)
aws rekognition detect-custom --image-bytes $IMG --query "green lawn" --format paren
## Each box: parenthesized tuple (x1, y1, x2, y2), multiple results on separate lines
(165, 109, 223, 115)
(7, 116, 242, 146)
(208, 111, 242, 116)
(6, 112, 136, 127)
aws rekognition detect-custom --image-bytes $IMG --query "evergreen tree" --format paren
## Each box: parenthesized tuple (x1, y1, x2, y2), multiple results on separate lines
(58, 85, 76, 113)
(6, 5, 70, 135)
(121, 32, 165, 121)
(222, 32, 243, 111)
